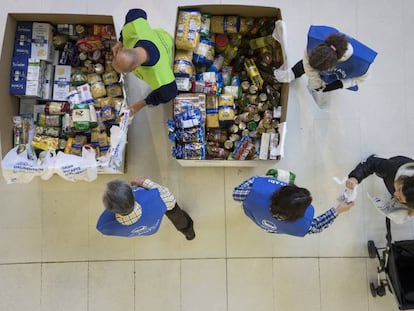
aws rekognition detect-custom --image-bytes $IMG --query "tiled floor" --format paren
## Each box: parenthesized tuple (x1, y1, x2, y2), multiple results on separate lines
(1, 0, 414, 310)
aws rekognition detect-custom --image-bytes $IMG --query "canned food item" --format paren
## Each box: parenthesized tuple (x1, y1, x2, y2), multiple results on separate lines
(229, 133, 241, 142)
(241, 81, 250, 93)
(224, 140, 234, 150)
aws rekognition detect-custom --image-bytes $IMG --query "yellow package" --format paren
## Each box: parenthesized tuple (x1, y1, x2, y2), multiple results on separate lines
(175, 10, 201, 50)
(31, 135, 59, 151)
(206, 95, 219, 128)
(218, 94, 235, 124)
(211, 16, 240, 34)
(173, 49, 194, 77)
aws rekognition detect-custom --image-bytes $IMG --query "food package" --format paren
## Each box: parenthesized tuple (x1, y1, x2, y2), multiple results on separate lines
(173, 49, 194, 78)
(173, 93, 206, 125)
(175, 10, 202, 51)
(210, 16, 240, 34)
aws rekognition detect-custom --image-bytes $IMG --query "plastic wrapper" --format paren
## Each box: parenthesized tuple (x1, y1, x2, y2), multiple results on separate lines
(102, 71, 119, 85)
(90, 82, 107, 98)
(174, 93, 206, 125)
(232, 135, 256, 160)
(31, 135, 59, 151)
(172, 142, 206, 160)
(106, 83, 123, 98)
(218, 94, 235, 126)
(206, 94, 219, 128)
(76, 35, 104, 52)
(210, 16, 240, 34)
(193, 37, 214, 66)
(175, 10, 201, 51)
(173, 49, 194, 77)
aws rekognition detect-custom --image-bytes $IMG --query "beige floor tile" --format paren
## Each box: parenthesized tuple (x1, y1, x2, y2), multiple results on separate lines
(320, 258, 368, 311)
(0, 228, 42, 263)
(227, 258, 273, 311)
(41, 262, 88, 311)
(273, 258, 321, 311)
(89, 261, 135, 311)
(181, 259, 227, 311)
(134, 260, 181, 311)
(0, 264, 41, 311)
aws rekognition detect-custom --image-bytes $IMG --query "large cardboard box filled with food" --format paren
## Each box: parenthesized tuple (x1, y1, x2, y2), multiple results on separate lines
(0, 13, 129, 183)
(169, 5, 288, 167)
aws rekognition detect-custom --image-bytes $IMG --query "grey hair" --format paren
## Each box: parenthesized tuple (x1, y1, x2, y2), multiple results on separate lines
(102, 179, 135, 215)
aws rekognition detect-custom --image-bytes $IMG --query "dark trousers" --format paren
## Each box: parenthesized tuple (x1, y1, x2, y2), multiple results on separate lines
(165, 203, 194, 234)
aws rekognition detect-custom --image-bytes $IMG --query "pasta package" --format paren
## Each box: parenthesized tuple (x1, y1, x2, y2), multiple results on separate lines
(175, 10, 202, 51)
(205, 95, 219, 128)
(173, 49, 194, 77)
(218, 94, 235, 126)
(210, 16, 240, 34)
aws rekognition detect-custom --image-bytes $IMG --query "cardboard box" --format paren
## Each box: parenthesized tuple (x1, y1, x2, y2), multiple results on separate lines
(52, 64, 71, 101)
(173, 5, 288, 167)
(1, 13, 125, 177)
(26, 58, 46, 81)
(13, 21, 32, 57)
(42, 63, 54, 100)
(25, 79, 42, 97)
(30, 22, 54, 61)
(9, 56, 28, 95)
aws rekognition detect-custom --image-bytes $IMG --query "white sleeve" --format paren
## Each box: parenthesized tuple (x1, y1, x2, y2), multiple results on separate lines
(302, 50, 325, 90)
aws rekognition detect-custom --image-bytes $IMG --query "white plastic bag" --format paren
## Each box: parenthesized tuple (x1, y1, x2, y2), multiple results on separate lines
(1, 144, 51, 184)
(333, 176, 358, 203)
(54, 145, 98, 182)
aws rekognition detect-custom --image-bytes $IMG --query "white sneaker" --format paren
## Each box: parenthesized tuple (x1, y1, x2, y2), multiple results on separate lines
(274, 68, 295, 83)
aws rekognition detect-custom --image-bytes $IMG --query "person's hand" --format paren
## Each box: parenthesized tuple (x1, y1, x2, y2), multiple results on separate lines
(129, 100, 147, 116)
(112, 41, 123, 58)
(130, 176, 147, 187)
(336, 201, 354, 214)
(346, 177, 359, 190)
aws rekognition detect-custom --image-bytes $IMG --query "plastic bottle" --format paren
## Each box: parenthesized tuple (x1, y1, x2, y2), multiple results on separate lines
(223, 46, 238, 66)
(244, 58, 264, 89)
(266, 169, 296, 184)
(229, 33, 242, 47)
(249, 17, 267, 36)
(249, 34, 275, 50)
(208, 55, 225, 73)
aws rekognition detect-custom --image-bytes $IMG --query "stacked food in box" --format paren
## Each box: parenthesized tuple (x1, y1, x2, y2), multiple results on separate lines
(9, 21, 126, 170)
(169, 9, 286, 161)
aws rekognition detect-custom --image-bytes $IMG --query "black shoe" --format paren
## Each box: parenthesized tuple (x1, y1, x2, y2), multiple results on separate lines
(183, 227, 196, 241)
(180, 210, 195, 240)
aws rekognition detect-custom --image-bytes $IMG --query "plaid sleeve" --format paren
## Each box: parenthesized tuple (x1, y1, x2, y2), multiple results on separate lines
(307, 207, 338, 234)
(142, 179, 176, 210)
(232, 177, 256, 202)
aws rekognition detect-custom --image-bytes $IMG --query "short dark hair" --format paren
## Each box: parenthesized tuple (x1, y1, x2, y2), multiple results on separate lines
(270, 185, 312, 221)
(102, 179, 135, 215)
(400, 175, 414, 208)
(309, 33, 348, 71)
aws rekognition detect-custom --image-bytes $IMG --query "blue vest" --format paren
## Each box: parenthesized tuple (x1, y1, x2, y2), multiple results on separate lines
(307, 25, 377, 91)
(96, 187, 167, 237)
(243, 177, 315, 237)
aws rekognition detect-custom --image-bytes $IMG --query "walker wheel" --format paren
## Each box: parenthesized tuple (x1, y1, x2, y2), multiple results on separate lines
(368, 240, 377, 258)
(370, 282, 377, 297)
(377, 285, 386, 297)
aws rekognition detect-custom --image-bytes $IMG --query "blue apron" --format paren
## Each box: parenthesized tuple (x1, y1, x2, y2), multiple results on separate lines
(243, 177, 314, 237)
(307, 25, 378, 91)
(96, 187, 167, 237)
